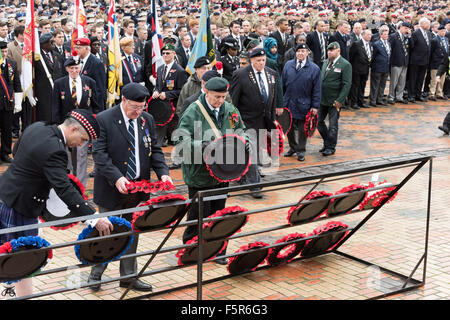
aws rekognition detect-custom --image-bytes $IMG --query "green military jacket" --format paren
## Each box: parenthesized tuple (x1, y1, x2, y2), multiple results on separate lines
(176, 93, 246, 188)
(320, 55, 352, 107)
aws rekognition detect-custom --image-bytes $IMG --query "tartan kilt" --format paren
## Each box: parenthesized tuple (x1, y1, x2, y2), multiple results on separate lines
(0, 201, 38, 245)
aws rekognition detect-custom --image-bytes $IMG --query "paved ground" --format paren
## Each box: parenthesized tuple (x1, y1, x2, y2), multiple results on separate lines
(1, 97, 449, 301)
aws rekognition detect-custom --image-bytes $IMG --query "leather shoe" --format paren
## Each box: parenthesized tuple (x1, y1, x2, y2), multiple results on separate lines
(387, 99, 395, 105)
(438, 125, 449, 135)
(169, 163, 181, 170)
(250, 189, 263, 199)
(396, 99, 407, 104)
(321, 149, 335, 156)
(297, 153, 305, 161)
(360, 103, 370, 108)
(319, 147, 326, 153)
(87, 273, 102, 292)
(408, 97, 416, 103)
(1, 155, 13, 163)
(428, 95, 436, 101)
(369, 102, 377, 107)
(437, 95, 448, 100)
(119, 279, 153, 292)
(350, 104, 360, 110)
(417, 97, 427, 102)
(377, 101, 387, 106)
(284, 149, 296, 157)
(214, 257, 229, 265)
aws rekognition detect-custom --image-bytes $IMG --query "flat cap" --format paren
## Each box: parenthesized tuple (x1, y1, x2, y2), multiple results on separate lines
(205, 77, 230, 92)
(194, 56, 210, 68)
(122, 83, 150, 102)
(39, 32, 53, 44)
(249, 49, 266, 58)
(327, 41, 340, 50)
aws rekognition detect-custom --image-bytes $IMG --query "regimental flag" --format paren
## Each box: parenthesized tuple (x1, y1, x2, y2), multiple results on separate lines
(72, 0, 87, 48)
(21, 0, 39, 102)
(185, 0, 216, 75)
(107, 0, 122, 107)
(150, 0, 163, 78)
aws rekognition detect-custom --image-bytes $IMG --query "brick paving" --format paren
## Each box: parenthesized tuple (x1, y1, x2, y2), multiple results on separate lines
(0, 98, 449, 301)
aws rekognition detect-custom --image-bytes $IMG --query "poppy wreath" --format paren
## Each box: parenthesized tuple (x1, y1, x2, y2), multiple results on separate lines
(327, 183, 369, 216)
(131, 194, 186, 231)
(204, 134, 252, 183)
(202, 205, 248, 232)
(227, 241, 270, 275)
(38, 174, 88, 231)
(302, 221, 349, 257)
(125, 179, 176, 194)
(74, 216, 134, 266)
(358, 181, 399, 211)
(304, 110, 318, 138)
(265, 121, 284, 157)
(266, 233, 307, 267)
(0, 236, 53, 284)
(175, 235, 228, 266)
(287, 190, 333, 226)
(146, 97, 175, 127)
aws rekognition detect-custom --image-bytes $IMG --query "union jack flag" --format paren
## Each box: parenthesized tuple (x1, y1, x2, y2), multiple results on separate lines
(150, 0, 163, 78)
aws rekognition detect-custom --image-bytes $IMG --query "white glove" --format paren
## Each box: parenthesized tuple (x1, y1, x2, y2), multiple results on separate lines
(14, 93, 23, 114)
(28, 95, 37, 107)
(149, 75, 156, 86)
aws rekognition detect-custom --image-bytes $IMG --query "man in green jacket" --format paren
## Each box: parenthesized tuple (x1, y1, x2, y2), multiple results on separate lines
(317, 42, 352, 156)
(174, 77, 247, 265)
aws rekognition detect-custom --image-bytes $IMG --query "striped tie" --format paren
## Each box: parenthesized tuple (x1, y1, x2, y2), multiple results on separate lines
(126, 119, 137, 180)
(72, 79, 78, 108)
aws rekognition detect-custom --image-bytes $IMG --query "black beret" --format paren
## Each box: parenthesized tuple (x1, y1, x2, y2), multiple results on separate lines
(249, 49, 266, 58)
(64, 56, 80, 67)
(194, 56, 210, 68)
(202, 70, 221, 82)
(0, 41, 7, 49)
(205, 77, 229, 92)
(122, 83, 150, 102)
(295, 43, 310, 51)
(438, 25, 446, 30)
(401, 22, 412, 28)
(68, 109, 100, 141)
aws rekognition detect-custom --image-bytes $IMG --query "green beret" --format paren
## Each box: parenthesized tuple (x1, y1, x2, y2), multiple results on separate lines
(204, 77, 230, 92)
(161, 43, 175, 53)
(327, 41, 340, 50)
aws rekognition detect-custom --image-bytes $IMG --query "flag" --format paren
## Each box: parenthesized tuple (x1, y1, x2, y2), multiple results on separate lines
(21, 0, 39, 102)
(0, 48, 2, 74)
(185, 0, 216, 75)
(107, 0, 122, 106)
(72, 0, 87, 48)
(150, 0, 164, 78)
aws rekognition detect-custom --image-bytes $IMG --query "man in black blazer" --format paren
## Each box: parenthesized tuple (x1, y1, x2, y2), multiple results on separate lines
(349, 29, 372, 109)
(51, 56, 101, 186)
(329, 21, 351, 61)
(388, 22, 410, 104)
(306, 20, 328, 69)
(407, 18, 432, 102)
(0, 109, 112, 297)
(152, 43, 188, 147)
(74, 37, 107, 109)
(175, 34, 192, 69)
(268, 17, 292, 68)
(230, 49, 280, 199)
(428, 26, 449, 100)
(89, 83, 172, 292)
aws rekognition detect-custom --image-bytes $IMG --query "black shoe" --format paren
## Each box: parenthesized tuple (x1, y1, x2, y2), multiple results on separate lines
(322, 149, 335, 156)
(408, 97, 416, 103)
(369, 102, 377, 107)
(250, 189, 263, 199)
(319, 147, 326, 153)
(376, 101, 387, 106)
(350, 104, 360, 110)
(119, 279, 153, 292)
(12, 132, 19, 139)
(387, 99, 395, 105)
(89, 171, 96, 178)
(1, 155, 12, 163)
(438, 125, 449, 135)
(297, 153, 305, 162)
(169, 163, 181, 170)
(437, 96, 448, 100)
(87, 273, 102, 292)
(360, 103, 370, 108)
(284, 149, 296, 157)
(396, 99, 406, 104)
(341, 105, 349, 110)
(214, 257, 229, 265)
(428, 95, 436, 101)
(417, 97, 427, 102)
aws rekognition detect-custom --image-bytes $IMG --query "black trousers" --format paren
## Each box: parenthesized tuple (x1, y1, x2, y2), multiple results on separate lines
(408, 64, 427, 99)
(350, 72, 369, 106)
(287, 119, 307, 156)
(12, 100, 33, 135)
(90, 192, 149, 278)
(443, 112, 450, 127)
(0, 109, 13, 157)
(183, 183, 228, 247)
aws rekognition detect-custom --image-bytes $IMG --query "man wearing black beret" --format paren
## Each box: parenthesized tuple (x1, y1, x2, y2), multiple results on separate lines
(0, 109, 113, 297)
(89, 82, 172, 292)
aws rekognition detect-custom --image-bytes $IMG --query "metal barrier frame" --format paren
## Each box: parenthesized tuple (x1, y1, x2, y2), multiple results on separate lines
(0, 155, 432, 300)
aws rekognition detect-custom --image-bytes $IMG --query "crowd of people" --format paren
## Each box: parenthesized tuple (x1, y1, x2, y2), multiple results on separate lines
(0, 0, 450, 298)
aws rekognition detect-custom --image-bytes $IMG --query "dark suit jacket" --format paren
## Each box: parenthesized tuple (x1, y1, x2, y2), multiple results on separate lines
(306, 31, 328, 67)
(430, 36, 448, 70)
(329, 31, 351, 61)
(175, 46, 190, 69)
(121, 53, 144, 86)
(409, 28, 432, 66)
(154, 62, 188, 107)
(92, 105, 169, 209)
(143, 39, 154, 91)
(0, 59, 21, 111)
(371, 39, 391, 74)
(389, 32, 409, 67)
(349, 40, 372, 75)
(51, 75, 101, 124)
(80, 54, 107, 109)
(0, 122, 96, 218)
(230, 65, 278, 130)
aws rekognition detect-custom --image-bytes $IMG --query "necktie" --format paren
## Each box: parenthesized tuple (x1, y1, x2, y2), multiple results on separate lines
(320, 34, 325, 60)
(384, 41, 390, 56)
(186, 49, 190, 60)
(257, 71, 268, 104)
(162, 65, 168, 82)
(424, 31, 429, 46)
(71, 79, 78, 108)
(126, 119, 137, 180)
(213, 108, 219, 121)
(365, 42, 371, 61)
(47, 52, 53, 63)
(128, 55, 136, 73)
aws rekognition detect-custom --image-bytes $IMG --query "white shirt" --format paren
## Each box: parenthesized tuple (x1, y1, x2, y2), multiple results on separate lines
(68, 76, 82, 105)
(80, 53, 91, 72)
(205, 97, 220, 120)
(252, 66, 269, 96)
(120, 103, 141, 179)
(162, 61, 174, 79)
(296, 58, 306, 70)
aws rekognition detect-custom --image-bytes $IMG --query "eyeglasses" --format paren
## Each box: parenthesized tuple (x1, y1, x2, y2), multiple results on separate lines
(162, 52, 173, 55)
(127, 102, 146, 111)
